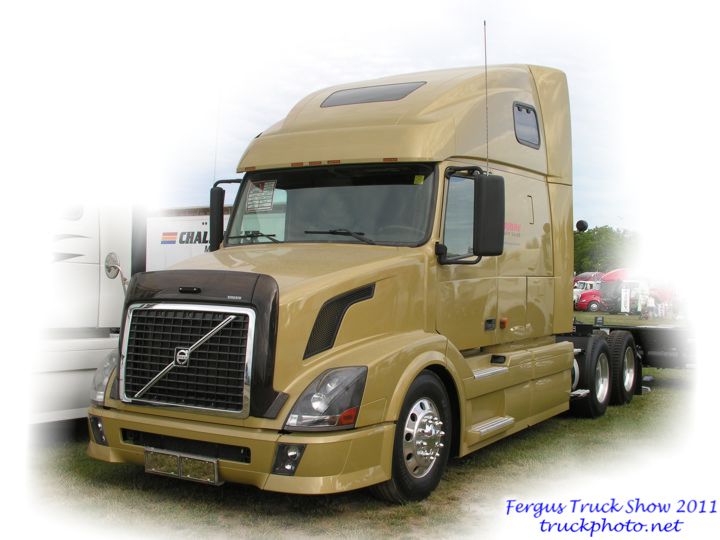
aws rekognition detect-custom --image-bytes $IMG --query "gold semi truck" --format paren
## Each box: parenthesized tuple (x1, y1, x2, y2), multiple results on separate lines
(87, 65, 642, 502)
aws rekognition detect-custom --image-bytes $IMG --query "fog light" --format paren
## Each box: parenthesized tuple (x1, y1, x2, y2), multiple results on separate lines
(89, 415, 108, 446)
(271, 443, 306, 476)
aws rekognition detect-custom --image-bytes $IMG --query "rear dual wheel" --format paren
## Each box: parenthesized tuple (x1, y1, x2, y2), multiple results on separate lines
(571, 331, 639, 417)
(571, 337, 611, 418)
(608, 330, 638, 405)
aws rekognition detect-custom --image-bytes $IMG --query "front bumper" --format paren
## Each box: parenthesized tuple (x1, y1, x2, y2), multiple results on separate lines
(87, 406, 394, 494)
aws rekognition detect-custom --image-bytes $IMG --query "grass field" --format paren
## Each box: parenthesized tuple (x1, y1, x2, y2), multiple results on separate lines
(29, 367, 693, 538)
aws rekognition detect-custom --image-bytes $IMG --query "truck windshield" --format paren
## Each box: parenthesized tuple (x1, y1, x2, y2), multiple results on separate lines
(226, 163, 436, 246)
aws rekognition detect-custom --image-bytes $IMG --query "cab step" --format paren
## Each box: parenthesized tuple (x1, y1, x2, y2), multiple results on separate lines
(466, 416, 515, 446)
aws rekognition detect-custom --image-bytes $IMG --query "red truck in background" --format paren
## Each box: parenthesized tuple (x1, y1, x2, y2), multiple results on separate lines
(575, 287, 605, 312)
(575, 269, 644, 313)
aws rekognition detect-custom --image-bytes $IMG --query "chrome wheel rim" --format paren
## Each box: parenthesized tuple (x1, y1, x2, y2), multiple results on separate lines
(595, 353, 610, 403)
(623, 347, 635, 392)
(402, 398, 445, 479)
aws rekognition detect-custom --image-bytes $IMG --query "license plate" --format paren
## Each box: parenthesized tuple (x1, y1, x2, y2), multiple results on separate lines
(144, 448, 222, 485)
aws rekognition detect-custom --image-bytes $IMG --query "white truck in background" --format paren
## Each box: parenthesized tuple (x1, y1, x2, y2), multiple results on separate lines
(145, 209, 230, 271)
(39, 205, 225, 423)
(39, 206, 134, 423)
(572, 279, 600, 304)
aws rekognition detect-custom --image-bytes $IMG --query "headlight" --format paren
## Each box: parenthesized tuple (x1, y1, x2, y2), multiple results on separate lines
(91, 350, 118, 406)
(284, 366, 367, 431)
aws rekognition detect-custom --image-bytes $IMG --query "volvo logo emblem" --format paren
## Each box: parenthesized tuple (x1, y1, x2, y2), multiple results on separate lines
(175, 347, 190, 367)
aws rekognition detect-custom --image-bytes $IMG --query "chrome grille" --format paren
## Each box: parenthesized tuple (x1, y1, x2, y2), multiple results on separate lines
(120, 303, 255, 415)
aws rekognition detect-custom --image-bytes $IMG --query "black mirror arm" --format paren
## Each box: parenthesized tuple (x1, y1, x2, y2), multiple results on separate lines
(213, 179, 244, 189)
(435, 242, 482, 265)
(444, 166, 487, 179)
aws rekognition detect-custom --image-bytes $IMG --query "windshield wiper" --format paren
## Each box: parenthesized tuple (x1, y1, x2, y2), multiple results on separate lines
(304, 228, 375, 245)
(227, 231, 281, 243)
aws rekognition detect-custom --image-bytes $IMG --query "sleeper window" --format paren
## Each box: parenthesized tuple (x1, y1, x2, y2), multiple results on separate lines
(513, 102, 540, 149)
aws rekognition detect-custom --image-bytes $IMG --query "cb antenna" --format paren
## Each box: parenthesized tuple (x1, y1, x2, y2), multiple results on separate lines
(484, 20, 490, 174)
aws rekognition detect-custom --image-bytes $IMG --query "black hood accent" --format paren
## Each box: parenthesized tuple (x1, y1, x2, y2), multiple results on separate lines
(122, 270, 287, 419)
(304, 284, 375, 359)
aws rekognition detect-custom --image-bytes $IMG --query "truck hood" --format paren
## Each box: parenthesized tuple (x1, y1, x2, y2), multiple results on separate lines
(173, 243, 420, 300)
(119, 241, 429, 424)
(171, 242, 429, 402)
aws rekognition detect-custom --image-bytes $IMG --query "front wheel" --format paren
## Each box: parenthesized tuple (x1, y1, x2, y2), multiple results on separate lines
(588, 301, 600, 312)
(369, 370, 451, 503)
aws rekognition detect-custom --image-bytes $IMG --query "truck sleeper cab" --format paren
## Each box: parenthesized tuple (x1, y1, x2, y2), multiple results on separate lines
(88, 65, 618, 502)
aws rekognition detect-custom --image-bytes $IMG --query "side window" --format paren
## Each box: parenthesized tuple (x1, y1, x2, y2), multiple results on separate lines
(443, 175, 474, 257)
(513, 102, 540, 149)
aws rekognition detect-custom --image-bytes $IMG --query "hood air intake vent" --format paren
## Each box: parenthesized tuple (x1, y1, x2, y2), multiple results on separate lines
(304, 284, 375, 359)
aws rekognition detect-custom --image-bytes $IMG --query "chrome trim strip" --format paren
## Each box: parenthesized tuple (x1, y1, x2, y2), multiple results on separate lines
(134, 362, 176, 399)
(186, 314, 238, 354)
(119, 302, 256, 418)
(472, 366, 509, 380)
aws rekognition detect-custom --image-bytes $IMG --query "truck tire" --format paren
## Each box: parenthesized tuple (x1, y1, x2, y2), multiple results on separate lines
(588, 301, 600, 312)
(607, 330, 637, 405)
(369, 370, 451, 503)
(570, 336, 611, 418)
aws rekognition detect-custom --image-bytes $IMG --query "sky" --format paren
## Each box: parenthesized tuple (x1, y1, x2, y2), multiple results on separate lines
(4, 1, 715, 248)
(3, 0, 692, 231)
(3, 0, 720, 537)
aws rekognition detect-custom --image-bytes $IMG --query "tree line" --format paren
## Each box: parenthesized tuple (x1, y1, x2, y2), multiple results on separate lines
(574, 226, 638, 274)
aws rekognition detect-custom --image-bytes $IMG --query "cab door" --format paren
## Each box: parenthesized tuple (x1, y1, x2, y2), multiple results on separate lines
(435, 169, 498, 351)
(434, 164, 551, 430)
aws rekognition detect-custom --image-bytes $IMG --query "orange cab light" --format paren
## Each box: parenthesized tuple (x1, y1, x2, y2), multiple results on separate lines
(309, 161, 322, 166)
(327, 160, 341, 165)
(382, 157, 399, 162)
(291, 162, 304, 167)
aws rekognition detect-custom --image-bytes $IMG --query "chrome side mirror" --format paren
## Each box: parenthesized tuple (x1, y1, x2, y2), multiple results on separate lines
(104, 252, 128, 293)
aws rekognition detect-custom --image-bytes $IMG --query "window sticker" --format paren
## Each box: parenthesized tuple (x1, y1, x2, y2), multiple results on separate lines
(413, 175, 425, 185)
(246, 180, 276, 213)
